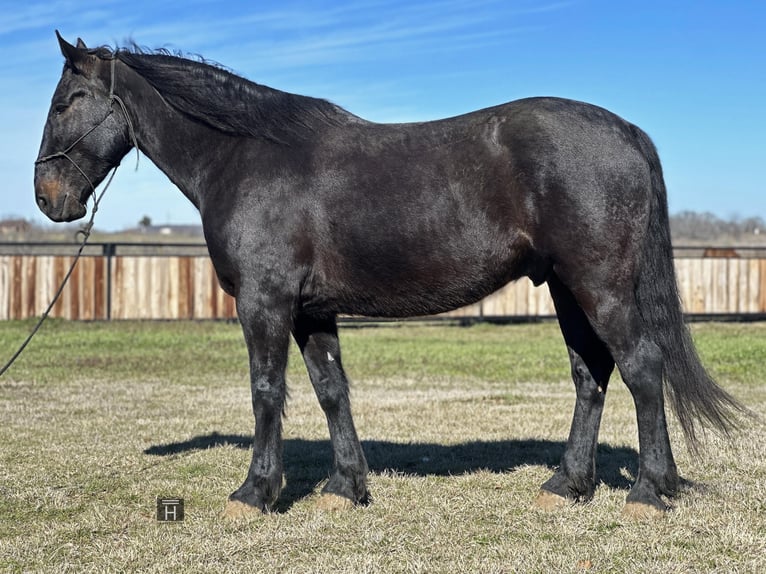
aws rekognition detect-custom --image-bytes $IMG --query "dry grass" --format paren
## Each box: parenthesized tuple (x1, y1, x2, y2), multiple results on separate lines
(1, 320, 765, 573)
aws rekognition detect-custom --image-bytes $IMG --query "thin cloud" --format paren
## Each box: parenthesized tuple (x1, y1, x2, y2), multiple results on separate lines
(201, 3, 548, 74)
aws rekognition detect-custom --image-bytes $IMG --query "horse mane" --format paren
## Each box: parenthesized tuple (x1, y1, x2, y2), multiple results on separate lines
(87, 45, 354, 144)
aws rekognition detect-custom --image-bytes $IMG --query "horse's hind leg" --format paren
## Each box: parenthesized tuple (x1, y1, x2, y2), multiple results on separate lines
(293, 314, 369, 508)
(537, 273, 615, 509)
(558, 274, 679, 516)
(616, 334, 679, 517)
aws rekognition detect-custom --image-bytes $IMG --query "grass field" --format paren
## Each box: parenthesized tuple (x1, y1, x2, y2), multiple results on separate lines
(1, 319, 765, 573)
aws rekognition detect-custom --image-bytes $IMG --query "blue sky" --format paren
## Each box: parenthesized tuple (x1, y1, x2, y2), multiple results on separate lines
(1, 0, 764, 231)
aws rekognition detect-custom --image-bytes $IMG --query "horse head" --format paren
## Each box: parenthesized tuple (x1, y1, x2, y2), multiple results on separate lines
(34, 32, 135, 222)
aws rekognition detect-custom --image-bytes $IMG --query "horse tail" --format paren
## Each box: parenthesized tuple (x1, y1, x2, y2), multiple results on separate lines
(631, 126, 747, 453)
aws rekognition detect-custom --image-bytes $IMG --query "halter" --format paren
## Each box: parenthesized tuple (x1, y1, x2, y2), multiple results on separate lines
(35, 57, 140, 191)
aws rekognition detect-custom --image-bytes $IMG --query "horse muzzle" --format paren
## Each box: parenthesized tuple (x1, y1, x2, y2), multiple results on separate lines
(34, 177, 87, 222)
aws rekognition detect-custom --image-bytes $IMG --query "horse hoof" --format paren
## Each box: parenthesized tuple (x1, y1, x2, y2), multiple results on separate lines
(534, 489, 569, 511)
(621, 502, 666, 520)
(221, 499, 266, 520)
(316, 493, 355, 511)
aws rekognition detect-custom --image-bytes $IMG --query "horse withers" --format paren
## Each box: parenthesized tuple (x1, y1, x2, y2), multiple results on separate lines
(34, 32, 745, 519)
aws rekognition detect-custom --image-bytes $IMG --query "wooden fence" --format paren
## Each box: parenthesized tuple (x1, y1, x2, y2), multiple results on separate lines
(1, 251, 765, 321)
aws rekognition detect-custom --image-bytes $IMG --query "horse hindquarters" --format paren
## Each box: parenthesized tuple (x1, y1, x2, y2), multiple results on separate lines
(539, 126, 743, 514)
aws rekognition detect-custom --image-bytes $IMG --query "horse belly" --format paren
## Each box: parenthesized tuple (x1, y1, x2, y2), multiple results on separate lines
(306, 228, 542, 318)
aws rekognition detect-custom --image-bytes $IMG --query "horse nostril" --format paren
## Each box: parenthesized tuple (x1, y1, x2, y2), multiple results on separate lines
(36, 196, 49, 210)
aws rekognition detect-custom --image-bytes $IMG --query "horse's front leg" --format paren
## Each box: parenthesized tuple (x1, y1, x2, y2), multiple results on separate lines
(225, 291, 292, 517)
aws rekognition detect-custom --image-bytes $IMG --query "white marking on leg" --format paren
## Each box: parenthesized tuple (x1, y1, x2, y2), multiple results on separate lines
(326, 352, 335, 362)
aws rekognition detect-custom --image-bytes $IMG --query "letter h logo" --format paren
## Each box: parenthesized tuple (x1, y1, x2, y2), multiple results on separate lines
(157, 498, 184, 522)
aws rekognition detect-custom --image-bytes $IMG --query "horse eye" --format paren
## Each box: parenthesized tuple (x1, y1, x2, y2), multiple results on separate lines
(53, 103, 69, 115)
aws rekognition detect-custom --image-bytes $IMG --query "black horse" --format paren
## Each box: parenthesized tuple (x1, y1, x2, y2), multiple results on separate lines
(35, 33, 744, 518)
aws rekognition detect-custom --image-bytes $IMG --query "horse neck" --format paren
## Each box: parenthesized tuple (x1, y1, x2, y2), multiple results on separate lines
(115, 61, 254, 211)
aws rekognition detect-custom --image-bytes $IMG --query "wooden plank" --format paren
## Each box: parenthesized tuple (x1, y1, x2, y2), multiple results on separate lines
(692, 259, 706, 313)
(126, 256, 138, 319)
(727, 259, 739, 313)
(141, 256, 151, 319)
(512, 281, 525, 315)
(149, 256, 163, 319)
(147, 256, 158, 319)
(180, 257, 193, 319)
(111, 256, 124, 319)
(68, 258, 80, 320)
(20, 257, 29, 318)
(53, 256, 65, 316)
(100, 256, 108, 319)
(701, 259, 713, 313)
(12, 256, 21, 319)
(86, 257, 96, 319)
(94, 257, 106, 319)
(80, 259, 88, 319)
(760, 260, 766, 313)
(123, 257, 137, 319)
(22, 256, 34, 318)
(0, 257, 9, 320)
(10, 257, 20, 319)
(81, 257, 94, 320)
(34, 257, 47, 317)
(125, 256, 137, 319)
(50, 257, 63, 318)
(502, 282, 520, 316)
(737, 260, 750, 313)
(157, 256, 170, 319)
(517, 281, 528, 316)
(712, 259, 727, 313)
(209, 261, 219, 318)
(748, 259, 760, 313)
(126, 257, 139, 319)
(192, 258, 203, 319)
(167, 257, 180, 319)
(146, 256, 157, 319)
(133, 257, 145, 319)
(85, 257, 95, 320)
(675, 260, 691, 313)
(193, 258, 208, 319)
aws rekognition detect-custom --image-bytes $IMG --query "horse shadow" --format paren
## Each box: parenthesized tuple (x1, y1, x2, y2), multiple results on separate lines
(145, 432, 639, 511)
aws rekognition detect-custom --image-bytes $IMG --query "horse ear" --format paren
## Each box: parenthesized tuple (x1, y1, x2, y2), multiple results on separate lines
(76, 38, 88, 49)
(56, 30, 91, 73)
